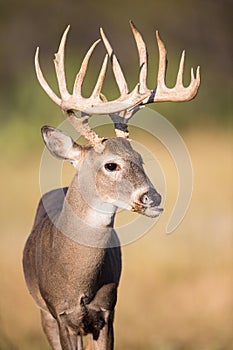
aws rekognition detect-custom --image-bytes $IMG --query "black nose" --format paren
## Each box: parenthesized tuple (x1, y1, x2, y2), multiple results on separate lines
(140, 188, 162, 207)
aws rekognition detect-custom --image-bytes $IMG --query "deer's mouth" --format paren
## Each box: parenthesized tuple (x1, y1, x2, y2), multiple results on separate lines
(143, 205, 164, 218)
(131, 202, 164, 218)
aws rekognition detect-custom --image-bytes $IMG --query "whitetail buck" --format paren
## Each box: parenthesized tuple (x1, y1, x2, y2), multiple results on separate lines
(23, 21, 200, 350)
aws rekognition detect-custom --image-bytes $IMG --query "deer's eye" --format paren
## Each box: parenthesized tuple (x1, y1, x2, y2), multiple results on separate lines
(104, 163, 120, 172)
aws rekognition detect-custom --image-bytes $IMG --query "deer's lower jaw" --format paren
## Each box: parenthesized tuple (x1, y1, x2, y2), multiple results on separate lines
(143, 205, 164, 218)
(131, 202, 163, 218)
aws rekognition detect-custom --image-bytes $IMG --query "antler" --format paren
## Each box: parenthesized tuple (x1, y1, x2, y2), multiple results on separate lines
(35, 25, 150, 145)
(100, 21, 200, 136)
(35, 23, 201, 144)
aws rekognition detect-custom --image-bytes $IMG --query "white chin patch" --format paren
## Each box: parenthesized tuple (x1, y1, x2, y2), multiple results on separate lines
(144, 206, 164, 218)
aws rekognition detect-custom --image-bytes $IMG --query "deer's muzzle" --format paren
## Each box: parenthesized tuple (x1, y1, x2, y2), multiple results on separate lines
(132, 188, 163, 218)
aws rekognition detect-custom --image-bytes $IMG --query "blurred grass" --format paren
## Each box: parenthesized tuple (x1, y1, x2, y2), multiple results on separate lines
(0, 127, 232, 350)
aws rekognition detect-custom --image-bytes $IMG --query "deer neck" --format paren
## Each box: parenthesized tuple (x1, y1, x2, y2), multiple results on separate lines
(56, 174, 118, 248)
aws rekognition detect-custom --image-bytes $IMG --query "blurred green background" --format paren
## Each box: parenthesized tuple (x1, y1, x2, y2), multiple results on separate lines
(0, 0, 232, 349)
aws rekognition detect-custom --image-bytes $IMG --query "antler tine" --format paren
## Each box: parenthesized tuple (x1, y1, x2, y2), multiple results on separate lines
(176, 50, 185, 86)
(155, 30, 167, 91)
(130, 21, 150, 95)
(100, 28, 129, 96)
(190, 65, 201, 95)
(91, 54, 108, 99)
(73, 39, 101, 96)
(54, 25, 71, 101)
(35, 47, 62, 106)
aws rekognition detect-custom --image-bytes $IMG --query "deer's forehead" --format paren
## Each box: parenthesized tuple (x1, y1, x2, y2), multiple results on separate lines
(88, 138, 143, 164)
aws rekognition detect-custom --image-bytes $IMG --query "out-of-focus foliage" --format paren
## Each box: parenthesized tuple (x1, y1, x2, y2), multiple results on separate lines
(0, 0, 232, 155)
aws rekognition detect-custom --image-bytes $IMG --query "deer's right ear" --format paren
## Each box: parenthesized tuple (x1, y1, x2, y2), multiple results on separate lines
(41, 126, 83, 167)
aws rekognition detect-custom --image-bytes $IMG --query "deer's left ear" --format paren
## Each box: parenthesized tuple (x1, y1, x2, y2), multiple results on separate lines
(41, 126, 83, 167)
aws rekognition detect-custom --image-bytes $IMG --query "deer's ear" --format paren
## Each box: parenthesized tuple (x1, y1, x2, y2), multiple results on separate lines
(41, 126, 83, 167)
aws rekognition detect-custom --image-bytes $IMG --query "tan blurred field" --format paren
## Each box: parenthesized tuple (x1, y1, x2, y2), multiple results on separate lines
(0, 127, 232, 350)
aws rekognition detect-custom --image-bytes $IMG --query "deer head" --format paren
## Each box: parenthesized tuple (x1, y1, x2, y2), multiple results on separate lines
(35, 22, 200, 222)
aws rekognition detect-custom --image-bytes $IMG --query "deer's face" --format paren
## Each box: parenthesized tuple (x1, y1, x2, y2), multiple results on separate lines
(83, 138, 162, 217)
(42, 126, 163, 218)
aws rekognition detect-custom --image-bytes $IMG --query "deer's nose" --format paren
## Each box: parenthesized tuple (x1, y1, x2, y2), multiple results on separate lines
(140, 188, 162, 207)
